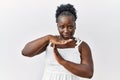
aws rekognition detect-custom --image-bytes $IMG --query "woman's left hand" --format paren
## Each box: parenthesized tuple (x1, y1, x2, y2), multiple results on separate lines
(53, 44, 66, 65)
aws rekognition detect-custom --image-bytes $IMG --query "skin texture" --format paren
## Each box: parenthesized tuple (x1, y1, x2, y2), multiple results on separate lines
(22, 15, 94, 78)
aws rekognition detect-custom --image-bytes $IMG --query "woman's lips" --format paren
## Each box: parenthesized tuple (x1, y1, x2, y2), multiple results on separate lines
(63, 34, 70, 37)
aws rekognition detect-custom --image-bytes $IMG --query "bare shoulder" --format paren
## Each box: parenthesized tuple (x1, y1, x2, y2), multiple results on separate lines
(78, 41, 91, 54)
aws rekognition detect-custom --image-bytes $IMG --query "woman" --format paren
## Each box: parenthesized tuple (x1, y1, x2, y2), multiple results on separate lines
(22, 4, 94, 80)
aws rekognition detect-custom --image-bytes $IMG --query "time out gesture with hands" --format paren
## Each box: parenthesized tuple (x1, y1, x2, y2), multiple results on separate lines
(49, 35, 76, 65)
(22, 34, 93, 78)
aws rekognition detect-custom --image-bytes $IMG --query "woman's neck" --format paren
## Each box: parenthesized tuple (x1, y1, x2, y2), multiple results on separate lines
(59, 36, 75, 40)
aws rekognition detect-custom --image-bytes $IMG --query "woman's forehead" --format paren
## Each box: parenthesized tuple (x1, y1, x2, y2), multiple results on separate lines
(57, 15, 75, 23)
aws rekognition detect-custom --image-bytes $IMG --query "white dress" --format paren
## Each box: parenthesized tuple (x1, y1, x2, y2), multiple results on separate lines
(42, 38, 82, 80)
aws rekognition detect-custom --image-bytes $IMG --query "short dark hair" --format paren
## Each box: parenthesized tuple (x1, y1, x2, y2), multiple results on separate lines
(56, 4, 77, 23)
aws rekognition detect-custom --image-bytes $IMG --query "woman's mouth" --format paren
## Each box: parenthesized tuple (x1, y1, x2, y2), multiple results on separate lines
(63, 34, 70, 37)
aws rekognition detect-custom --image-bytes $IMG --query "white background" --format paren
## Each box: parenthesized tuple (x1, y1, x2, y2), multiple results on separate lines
(0, 0, 120, 80)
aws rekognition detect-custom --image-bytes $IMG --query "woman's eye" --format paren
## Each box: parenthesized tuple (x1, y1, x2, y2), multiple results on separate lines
(59, 26, 64, 29)
(68, 26, 73, 29)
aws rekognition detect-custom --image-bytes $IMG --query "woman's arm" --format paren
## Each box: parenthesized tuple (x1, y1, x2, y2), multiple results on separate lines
(22, 35, 73, 57)
(53, 41, 94, 78)
(22, 35, 50, 57)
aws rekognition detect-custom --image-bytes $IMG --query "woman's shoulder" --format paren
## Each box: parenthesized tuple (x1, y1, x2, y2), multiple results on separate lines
(74, 37, 89, 46)
(74, 37, 91, 50)
(74, 37, 82, 45)
(77, 41, 91, 54)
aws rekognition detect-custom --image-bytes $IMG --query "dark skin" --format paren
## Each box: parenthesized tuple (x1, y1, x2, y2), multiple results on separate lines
(22, 15, 94, 78)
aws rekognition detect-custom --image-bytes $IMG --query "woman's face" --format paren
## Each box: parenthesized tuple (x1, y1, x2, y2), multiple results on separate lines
(57, 15, 76, 40)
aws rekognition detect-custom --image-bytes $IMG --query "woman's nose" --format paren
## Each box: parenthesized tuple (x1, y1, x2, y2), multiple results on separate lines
(64, 27, 69, 33)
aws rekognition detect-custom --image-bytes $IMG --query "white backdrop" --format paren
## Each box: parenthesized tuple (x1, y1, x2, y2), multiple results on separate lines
(0, 0, 120, 80)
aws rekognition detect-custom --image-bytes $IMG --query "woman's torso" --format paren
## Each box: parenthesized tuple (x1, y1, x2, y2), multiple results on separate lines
(42, 38, 82, 80)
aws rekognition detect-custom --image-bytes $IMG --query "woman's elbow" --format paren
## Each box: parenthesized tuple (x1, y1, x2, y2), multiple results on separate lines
(79, 68, 94, 79)
(87, 70, 93, 79)
(22, 43, 35, 57)
(86, 68, 94, 79)
(22, 49, 34, 57)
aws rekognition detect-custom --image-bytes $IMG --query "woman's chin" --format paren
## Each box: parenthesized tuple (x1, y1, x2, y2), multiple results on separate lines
(63, 36, 72, 40)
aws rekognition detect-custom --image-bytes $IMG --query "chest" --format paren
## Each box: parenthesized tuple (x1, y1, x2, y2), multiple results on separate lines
(45, 46, 81, 64)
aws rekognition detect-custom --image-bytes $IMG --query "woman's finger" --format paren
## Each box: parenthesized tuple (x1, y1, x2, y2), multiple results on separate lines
(63, 39, 73, 44)
(50, 39, 73, 45)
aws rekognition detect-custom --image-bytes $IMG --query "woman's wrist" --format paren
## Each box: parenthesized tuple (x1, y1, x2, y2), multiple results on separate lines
(60, 59, 68, 66)
(46, 34, 52, 43)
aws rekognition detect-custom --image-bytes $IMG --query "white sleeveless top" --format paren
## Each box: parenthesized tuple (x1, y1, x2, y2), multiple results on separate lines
(42, 38, 82, 80)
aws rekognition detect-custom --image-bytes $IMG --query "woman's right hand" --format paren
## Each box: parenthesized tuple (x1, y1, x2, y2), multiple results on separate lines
(48, 35, 73, 46)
